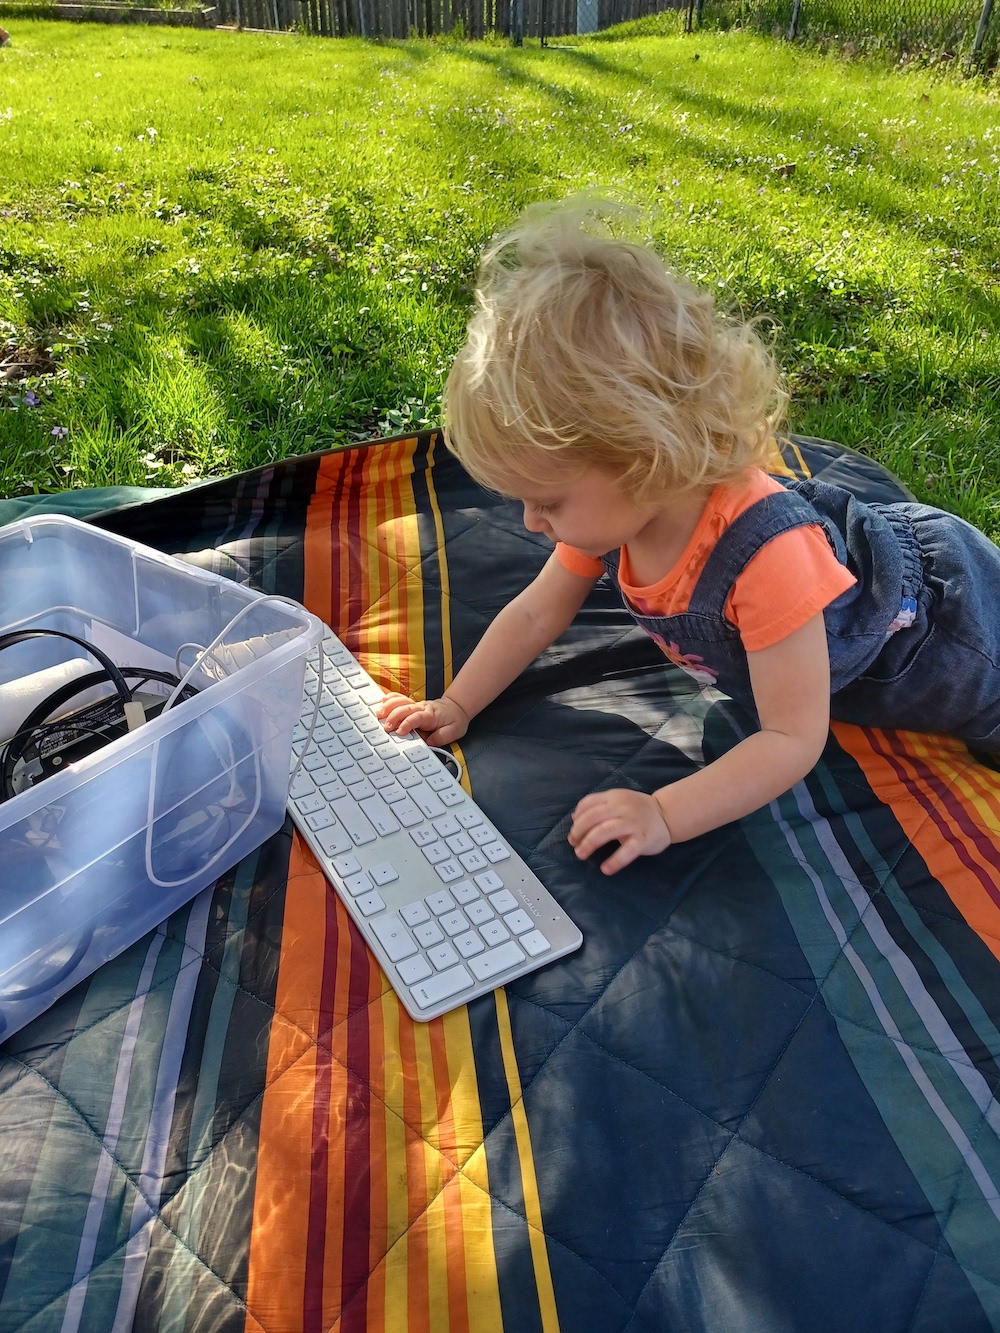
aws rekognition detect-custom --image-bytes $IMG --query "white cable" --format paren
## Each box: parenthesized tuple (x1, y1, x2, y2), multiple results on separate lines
(428, 744, 463, 781)
(146, 593, 315, 889)
(288, 643, 323, 787)
(160, 594, 308, 716)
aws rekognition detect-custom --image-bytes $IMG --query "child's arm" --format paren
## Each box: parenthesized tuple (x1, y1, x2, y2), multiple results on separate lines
(377, 553, 598, 745)
(569, 613, 831, 874)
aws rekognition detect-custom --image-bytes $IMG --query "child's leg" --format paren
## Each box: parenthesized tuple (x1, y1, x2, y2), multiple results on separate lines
(832, 504, 1000, 745)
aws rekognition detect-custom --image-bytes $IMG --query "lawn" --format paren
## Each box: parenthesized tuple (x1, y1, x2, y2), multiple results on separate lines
(1, 19, 998, 531)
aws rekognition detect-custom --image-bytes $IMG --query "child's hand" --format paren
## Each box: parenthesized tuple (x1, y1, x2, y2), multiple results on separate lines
(375, 692, 469, 746)
(568, 789, 672, 875)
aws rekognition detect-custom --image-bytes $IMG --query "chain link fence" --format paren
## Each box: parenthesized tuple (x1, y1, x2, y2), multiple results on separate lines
(696, 0, 995, 61)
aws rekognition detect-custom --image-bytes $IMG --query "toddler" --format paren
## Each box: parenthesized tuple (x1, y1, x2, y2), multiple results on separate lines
(377, 200, 1000, 875)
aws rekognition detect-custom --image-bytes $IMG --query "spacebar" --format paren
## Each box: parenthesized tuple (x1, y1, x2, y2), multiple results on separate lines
(410, 964, 474, 1010)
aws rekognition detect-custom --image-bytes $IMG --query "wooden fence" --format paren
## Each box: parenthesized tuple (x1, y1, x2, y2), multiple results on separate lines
(220, 0, 675, 39)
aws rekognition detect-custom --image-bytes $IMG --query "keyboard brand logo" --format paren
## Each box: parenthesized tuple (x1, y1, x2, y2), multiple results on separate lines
(512, 885, 541, 917)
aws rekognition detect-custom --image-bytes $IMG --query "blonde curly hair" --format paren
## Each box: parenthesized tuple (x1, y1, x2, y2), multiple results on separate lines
(443, 198, 788, 500)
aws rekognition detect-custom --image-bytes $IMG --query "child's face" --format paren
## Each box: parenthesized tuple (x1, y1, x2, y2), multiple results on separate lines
(514, 466, 656, 557)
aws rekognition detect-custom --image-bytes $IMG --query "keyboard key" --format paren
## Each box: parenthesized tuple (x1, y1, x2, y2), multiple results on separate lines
(479, 921, 510, 947)
(468, 941, 525, 982)
(345, 778, 376, 801)
(289, 772, 316, 800)
(489, 889, 519, 914)
(344, 872, 371, 896)
(397, 954, 432, 985)
(345, 703, 368, 720)
(413, 920, 444, 948)
(412, 785, 446, 819)
(398, 770, 423, 789)
(426, 890, 456, 915)
(355, 716, 380, 733)
(338, 764, 363, 786)
(347, 740, 374, 760)
(380, 783, 406, 804)
(436, 859, 463, 883)
(465, 900, 495, 926)
(470, 825, 497, 847)
(306, 763, 336, 787)
(459, 850, 488, 873)
(411, 827, 438, 848)
(504, 910, 535, 935)
(400, 901, 430, 927)
(357, 684, 384, 705)
(370, 915, 418, 962)
(314, 774, 347, 800)
(330, 752, 358, 772)
(433, 815, 462, 838)
(359, 756, 384, 775)
(440, 911, 468, 937)
(358, 796, 401, 837)
(456, 810, 484, 829)
(295, 792, 325, 815)
(371, 770, 397, 790)
(474, 871, 504, 894)
(427, 771, 453, 792)
(370, 861, 399, 887)
(454, 930, 485, 958)
(319, 738, 346, 758)
(439, 789, 466, 808)
(520, 930, 551, 957)
(451, 880, 479, 906)
(302, 751, 327, 772)
(410, 964, 474, 1011)
(428, 942, 460, 971)
(446, 832, 473, 855)
(421, 841, 450, 866)
(333, 854, 362, 876)
(305, 808, 336, 832)
(483, 842, 511, 864)
(394, 800, 423, 828)
(386, 754, 412, 774)
(355, 890, 386, 917)
(315, 824, 352, 856)
(331, 800, 377, 845)
(414, 756, 440, 777)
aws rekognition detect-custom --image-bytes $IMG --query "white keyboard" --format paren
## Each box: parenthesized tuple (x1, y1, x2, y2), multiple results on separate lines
(287, 630, 583, 1021)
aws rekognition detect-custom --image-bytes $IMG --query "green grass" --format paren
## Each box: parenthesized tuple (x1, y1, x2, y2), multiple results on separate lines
(1, 21, 999, 532)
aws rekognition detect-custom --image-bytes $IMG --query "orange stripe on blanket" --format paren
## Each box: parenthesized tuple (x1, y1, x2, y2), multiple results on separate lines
(249, 440, 503, 1333)
(833, 723, 1000, 961)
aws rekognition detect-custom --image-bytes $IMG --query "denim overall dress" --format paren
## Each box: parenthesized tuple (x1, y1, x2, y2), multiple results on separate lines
(601, 477, 1000, 750)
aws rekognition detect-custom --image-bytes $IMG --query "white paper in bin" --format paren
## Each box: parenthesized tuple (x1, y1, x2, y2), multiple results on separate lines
(0, 515, 325, 1040)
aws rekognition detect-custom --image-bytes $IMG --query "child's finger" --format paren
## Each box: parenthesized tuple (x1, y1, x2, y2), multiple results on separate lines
(598, 836, 642, 876)
(374, 692, 412, 716)
(426, 724, 461, 746)
(571, 816, 627, 861)
(381, 702, 427, 733)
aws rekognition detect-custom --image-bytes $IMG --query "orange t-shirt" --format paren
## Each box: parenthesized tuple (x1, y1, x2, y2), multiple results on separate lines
(555, 470, 857, 653)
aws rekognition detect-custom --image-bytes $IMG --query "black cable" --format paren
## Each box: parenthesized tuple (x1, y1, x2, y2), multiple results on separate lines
(0, 665, 200, 803)
(0, 630, 136, 710)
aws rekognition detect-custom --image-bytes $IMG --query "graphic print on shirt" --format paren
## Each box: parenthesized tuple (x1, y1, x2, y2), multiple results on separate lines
(651, 632, 720, 687)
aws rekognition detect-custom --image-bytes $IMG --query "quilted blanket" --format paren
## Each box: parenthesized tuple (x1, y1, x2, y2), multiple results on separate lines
(2, 433, 1000, 1332)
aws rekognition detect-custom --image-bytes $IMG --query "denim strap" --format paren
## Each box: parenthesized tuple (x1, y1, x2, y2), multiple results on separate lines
(687, 489, 837, 618)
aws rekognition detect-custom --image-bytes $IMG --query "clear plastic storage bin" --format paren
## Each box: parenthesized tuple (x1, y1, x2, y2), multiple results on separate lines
(0, 515, 324, 1039)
